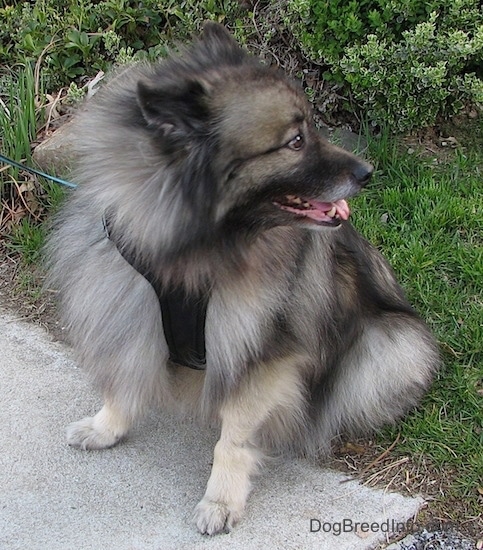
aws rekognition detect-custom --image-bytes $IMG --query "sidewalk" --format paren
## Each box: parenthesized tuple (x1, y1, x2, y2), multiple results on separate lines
(0, 308, 424, 550)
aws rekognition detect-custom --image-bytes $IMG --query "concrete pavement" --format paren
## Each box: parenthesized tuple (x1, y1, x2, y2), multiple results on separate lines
(0, 308, 424, 550)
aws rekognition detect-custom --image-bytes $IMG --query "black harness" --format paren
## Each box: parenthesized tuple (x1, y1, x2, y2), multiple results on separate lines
(103, 215, 209, 370)
(0, 154, 210, 368)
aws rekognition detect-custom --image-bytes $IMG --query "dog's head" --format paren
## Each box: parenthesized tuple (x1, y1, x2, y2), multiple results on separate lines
(137, 23, 372, 247)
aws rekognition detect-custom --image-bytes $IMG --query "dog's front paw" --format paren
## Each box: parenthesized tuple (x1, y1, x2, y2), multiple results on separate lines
(66, 416, 121, 450)
(193, 498, 243, 535)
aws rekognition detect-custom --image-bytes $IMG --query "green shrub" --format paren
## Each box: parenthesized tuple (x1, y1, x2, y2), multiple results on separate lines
(341, 14, 483, 131)
(1, 1, 481, 133)
(287, 0, 482, 131)
(0, 1, 241, 91)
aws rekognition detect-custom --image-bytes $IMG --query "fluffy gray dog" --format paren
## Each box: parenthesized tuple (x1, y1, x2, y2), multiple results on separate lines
(46, 23, 439, 535)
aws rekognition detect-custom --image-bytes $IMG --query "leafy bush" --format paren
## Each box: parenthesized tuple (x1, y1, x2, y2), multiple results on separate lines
(0, 0, 481, 133)
(0, 0, 241, 91)
(287, 0, 482, 131)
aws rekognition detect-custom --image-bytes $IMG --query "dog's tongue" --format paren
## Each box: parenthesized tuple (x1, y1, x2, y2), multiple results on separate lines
(332, 199, 350, 220)
(307, 199, 351, 222)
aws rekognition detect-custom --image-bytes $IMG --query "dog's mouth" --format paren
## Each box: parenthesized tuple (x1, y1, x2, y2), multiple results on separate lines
(273, 195, 350, 227)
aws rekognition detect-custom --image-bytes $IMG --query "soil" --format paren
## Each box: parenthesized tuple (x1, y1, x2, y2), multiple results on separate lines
(330, 439, 482, 544)
(0, 246, 65, 341)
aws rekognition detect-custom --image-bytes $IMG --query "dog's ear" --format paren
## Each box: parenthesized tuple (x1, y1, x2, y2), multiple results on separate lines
(137, 78, 209, 139)
(201, 21, 239, 48)
(137, 24, 244, 141)
(200, 22, 246, 66)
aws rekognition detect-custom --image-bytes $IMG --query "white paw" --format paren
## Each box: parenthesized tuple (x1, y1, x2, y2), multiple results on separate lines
(193, 498, 243, 535)
(66, 416, 121, 450)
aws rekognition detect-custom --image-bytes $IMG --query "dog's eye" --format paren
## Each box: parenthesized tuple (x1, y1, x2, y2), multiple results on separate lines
(287, 134, 304, 151)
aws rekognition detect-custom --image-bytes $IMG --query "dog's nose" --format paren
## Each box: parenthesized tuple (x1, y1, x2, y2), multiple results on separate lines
(352, 162, 373, 187)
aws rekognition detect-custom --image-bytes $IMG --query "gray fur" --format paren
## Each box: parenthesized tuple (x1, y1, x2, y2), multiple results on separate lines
(45, 23, 439, 534)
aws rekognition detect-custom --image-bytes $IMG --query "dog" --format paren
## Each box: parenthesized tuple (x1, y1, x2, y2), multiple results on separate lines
(45, 23, 439, 535)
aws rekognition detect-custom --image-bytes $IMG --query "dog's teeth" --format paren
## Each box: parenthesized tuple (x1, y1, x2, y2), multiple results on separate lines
(285, 196, 303, 205)
(302, 201, 311, 208)
(327, 206, 337, 217)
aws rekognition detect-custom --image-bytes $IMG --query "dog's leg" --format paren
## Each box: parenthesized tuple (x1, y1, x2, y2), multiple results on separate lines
(194, 357, 305, 535)
(65, 292, 169, 450)
(66, 400, 132, 450)
(193, 403, 263, 535)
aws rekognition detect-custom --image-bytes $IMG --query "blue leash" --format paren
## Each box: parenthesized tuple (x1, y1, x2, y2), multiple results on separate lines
(0, 153, 78, 189)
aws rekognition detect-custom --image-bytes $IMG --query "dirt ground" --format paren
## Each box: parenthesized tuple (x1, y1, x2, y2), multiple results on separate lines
(0, 248, 64, 338)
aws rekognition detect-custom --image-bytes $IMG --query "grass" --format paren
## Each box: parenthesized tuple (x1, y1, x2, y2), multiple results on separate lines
(6, 217, 46, 265)
(1, 65, 65, 262)
(348, 129, 483, 529)
(0, 64, 38, 186)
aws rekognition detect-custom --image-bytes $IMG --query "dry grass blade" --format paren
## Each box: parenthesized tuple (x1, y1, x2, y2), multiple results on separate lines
(359, 432, 401, 476)
(34, 36, 60, 104)
(362, 457, 410, 488)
